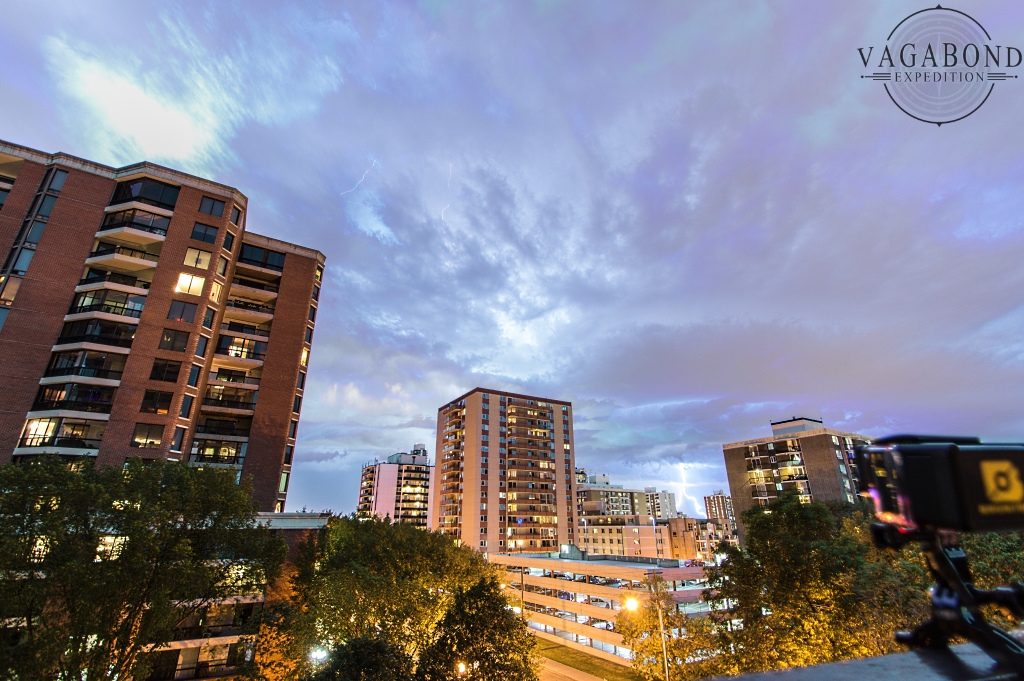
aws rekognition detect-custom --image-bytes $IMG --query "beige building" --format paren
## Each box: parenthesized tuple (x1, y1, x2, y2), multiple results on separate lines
(490, 553, 708, 666)
(428, 389, 576, 552)
(577, 515, 670, 559)
(722, 417, 870, 541)
(644, 486, 678, 519)
(357, 444, 432, 526)
(577, 473, 649, 517)
(704, 490, 735, 523)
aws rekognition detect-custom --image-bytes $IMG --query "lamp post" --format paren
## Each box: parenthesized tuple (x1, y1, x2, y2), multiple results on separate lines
(649, 570, 671, 681)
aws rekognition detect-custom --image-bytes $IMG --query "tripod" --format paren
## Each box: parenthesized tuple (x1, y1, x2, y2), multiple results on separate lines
(872, 523, 1024, 676)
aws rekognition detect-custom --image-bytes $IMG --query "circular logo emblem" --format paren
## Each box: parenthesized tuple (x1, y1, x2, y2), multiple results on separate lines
(859, 6, 1019, 126)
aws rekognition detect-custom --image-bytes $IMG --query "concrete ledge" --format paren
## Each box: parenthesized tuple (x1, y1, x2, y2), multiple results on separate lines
(531, 629, 632, 667)
(727, 644, 1015, 681)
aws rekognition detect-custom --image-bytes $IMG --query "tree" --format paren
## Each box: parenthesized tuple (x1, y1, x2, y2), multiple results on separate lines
(0, 456, 287, 681)
(308, 636, 413, 681)
(284, 516, 499, 678)
(416, 577, 536, 681)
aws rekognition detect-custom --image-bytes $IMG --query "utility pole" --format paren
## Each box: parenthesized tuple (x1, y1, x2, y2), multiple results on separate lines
(649, 570, 670, 681)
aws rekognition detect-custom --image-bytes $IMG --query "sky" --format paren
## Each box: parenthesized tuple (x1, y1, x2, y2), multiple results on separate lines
(3, 0, 1024, 516)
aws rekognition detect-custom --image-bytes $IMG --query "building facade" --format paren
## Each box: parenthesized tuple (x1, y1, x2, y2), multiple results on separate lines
(489, 552, 707, 665)
(644, 486, 678, 519)
(577, 515, 670, 559)
(357, 444, 432, 526)
(704, 490, 735, 524)
(722, 417, 870, 540)
(0, 140, 323, 512)
(577, 474, 649, 517)
(429, 388, 576, 553)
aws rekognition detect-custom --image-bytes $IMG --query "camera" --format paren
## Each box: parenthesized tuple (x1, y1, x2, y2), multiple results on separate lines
(856, 435, 1024, 532)
(856, 435, 1024, 674)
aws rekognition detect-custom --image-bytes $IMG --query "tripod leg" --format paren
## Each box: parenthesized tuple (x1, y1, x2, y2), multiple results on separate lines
(896, 617, 951, 649)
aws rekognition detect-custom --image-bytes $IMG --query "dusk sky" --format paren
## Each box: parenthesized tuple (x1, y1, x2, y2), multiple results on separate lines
(3, 1, 1024, 515)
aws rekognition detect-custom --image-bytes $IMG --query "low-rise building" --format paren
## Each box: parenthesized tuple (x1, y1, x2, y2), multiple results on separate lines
(489, 552, 708, 666)
(576, 514, 670, 559)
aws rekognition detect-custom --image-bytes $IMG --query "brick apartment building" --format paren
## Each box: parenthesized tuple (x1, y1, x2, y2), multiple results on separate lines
(722, 417, 870, 541)
(0, 139, 323, 512)
(428, 388, 577, 552)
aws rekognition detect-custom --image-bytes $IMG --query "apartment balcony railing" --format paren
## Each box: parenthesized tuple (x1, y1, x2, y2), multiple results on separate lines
(56, 333, 134, 348)
(99, 210, 169, 236)
(195, 424, 250, 437)
(170, 624, 240, 641)
(220, 321, 269, 338)
(202, 397, 256, 410)
(78, 272, 151, 289)
(232, 277, 279, 293)
(18, 435, 102, 449)
(215, 348, 266, 361)
(89, 244, 160, 262)
(209, 373, 261, 386)
(44, 365, 124, 380)
(68, 302, 144, 318)
(224, 299, 275, 315)
(31, 399, 113, 414)
(238, 256, 283, 272)
(147, 661, 237, 681)
(190, 454, 245, 466)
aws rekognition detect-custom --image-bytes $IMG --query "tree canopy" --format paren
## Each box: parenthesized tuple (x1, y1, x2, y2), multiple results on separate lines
(0, 456, 286, 681)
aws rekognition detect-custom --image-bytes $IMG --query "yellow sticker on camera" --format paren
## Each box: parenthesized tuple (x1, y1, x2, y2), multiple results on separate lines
(980, 460, 1024, 503)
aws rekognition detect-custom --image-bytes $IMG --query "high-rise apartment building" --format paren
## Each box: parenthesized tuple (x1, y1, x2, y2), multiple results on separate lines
(722, 417, 870, 540)
(0, 140, 323, 512)
(357, 444, 432, 526)
(577, 473, 649, 517)
(644, 486, 678, 520)
(429, 389, 576, 553)
(704, 490, 735, 523)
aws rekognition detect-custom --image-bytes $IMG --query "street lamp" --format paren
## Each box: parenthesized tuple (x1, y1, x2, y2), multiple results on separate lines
(648, 570, 671, 681)
(457, 661, 467, 675)
(624, 597, 639, 611)
(309, 648, 328, 663)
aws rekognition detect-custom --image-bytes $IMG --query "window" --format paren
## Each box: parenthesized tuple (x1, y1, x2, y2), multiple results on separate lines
(48, 169, 68, 192)
(183, 248, 212, 269)
(150, 359, 181, 382)
(26, 221, 45, 244)
(293, 395, 302, 413)
(209, 281, 222, 302)
(240, 244, 285, 271)
(288, 420, 298, 438)
(11, 249, 33, 275)
(140, 391, 173, 415)
(191, 223, 218, 244)
(0, 188, 9, 208)
(175, 273, 205, 296)
(312, 284, 320, 301)
(167, 301, 198, 323)
(187, 364, 201, 387)
(170, 426, 186, 453)
(158, 328, 189, 352)
(315, 266, 323, 282)
(300, 348, 309, 366)
(131, 423, 163, 448)
(217, 256, 228, 276)
(202, 307, 215, 329)
(284, 445, 294, 465)
(36, 195, 58, 219)
(111, 178, 180, 211)
(308, 305, 316, 322)
(223, 232, 235, 252)
(279, 472, 289, 494)
(195, 335, 209, 357)
(179, 394, 194, 418)
(296, 371, 306, 389)
(230, 206, 242, 225)
(199, 197, 225, 217)
(304, 326, 313, 343)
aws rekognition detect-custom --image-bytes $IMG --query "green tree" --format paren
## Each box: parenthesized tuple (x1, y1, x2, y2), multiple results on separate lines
(285, 516, 498, 678)
(309, 636, 413, 681)
(416, 577, 536, 681)
(0, 456, 286, 681)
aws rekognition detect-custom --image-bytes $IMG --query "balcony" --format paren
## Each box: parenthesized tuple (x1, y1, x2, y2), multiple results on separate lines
(67, 301, 143, 320)
(236, 255, 284, 275)
(208, 372, 260, 387)
(77, 272, 151, 291)
(194, 424, 250, 438)
(202, 397, 256, 412)
(230, 278, 278, 302)
(221, 321, 269, 338)
(43, 365, 124, 381)
(55, 333, 134, 349)
(18, 434, 102, 449)
(223, 298, 274, 324)
(30, 399, 113, 414)
(189, 453, 245, 467)
(86, 244, 160, 272)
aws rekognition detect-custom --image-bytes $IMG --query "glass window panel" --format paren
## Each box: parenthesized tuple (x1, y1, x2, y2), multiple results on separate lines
(209, 281, 222, 302)
(12, 249, 33, 275)
(0, 276, 22, 303)
(26, 221, 46, 244)
(37, 195, 57, 218)
(49, 169, 68, 192)
(183, 248, 212, 269)
(175, 273, 205, 296)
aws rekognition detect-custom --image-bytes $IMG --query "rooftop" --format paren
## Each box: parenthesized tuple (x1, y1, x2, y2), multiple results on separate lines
(723, 427, 870, 449)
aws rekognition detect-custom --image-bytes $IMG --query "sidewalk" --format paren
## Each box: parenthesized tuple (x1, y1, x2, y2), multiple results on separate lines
(539, 657, 612, 681)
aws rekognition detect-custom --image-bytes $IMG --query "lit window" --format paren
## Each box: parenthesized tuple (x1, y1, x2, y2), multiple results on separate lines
(131, 423, 163, 449)
(183, 248, 212, 269)
(175, 273, 205, 296)
(300, 348, 309, 366)
(209, 281, 222, 302)
(217, 256, 228, 276)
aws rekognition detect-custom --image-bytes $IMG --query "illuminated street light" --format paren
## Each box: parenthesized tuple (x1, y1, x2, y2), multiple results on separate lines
(457, 661, 467, 675)
(309, 648, 328, 662)
(624, 597, 639, 611)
